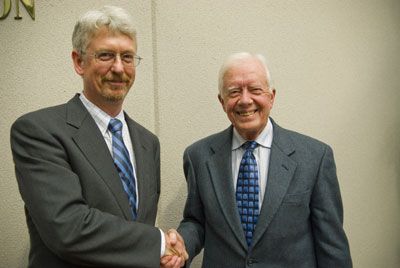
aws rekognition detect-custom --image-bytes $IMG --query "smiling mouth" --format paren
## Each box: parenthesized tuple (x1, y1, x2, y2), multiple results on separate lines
(106, 80, 128, 88)
(107, 80, 126, 83)
(237, 110, 256, 116)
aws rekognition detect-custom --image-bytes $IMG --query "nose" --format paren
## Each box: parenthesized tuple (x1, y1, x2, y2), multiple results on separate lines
(110, 55, 124, 73)
(238, 88, 253, 105)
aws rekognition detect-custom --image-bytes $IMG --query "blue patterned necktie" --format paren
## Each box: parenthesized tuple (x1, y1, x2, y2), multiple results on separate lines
(236, 141, 259, 246)
(108, 118, 137, 220)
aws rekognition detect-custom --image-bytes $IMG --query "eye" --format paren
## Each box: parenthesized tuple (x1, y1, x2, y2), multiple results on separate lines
(96, 52, 115, 61)
(121, 53, 135, 63)
(227, 88, 241, 97)
(249, 87, 264, 95)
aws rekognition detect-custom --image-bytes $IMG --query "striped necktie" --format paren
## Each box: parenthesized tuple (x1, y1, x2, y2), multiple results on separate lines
(236, 141, 259, 246)
(108, 118, 137, 220)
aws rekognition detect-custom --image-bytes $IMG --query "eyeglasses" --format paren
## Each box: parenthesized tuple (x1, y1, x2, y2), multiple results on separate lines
(84, 51, 142, 68)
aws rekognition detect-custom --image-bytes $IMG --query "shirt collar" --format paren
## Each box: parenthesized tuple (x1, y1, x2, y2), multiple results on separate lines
(79, 93, 125, 135)
(232, 117, 273, 150)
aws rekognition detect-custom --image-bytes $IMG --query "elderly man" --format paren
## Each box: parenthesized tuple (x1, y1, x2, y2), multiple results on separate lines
(176, 52, 352, 267)
(11, 6, 186, 268)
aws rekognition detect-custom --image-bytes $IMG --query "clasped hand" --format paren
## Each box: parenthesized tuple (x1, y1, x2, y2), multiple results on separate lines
(160, 229, 188, 268)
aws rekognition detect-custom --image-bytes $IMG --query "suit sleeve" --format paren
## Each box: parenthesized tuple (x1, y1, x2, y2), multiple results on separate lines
(310, 145, 352, 267)
(10, 116, 161, 268)
(177, 148, 205, 265)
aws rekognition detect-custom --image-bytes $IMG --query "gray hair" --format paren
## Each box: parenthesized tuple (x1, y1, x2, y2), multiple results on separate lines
(218, 52, 272, 95)
(72, 6, 137, 53)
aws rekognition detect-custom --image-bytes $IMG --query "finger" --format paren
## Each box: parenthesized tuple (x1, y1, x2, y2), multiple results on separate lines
(160, 255, 173, 265)
(182, 250, 189, 260)
(173, 257, 183, 268)
(179, 256, 186, 267)
(165, 256, 179, 268)
(165, 246, 180, 256)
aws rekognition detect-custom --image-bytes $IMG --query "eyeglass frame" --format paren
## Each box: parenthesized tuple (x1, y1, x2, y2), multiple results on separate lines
(80, 50, 143, 68)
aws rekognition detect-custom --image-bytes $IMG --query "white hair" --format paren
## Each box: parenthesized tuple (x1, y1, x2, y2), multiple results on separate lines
(72, 6, 136, 53)
(218, 52, 272, 95)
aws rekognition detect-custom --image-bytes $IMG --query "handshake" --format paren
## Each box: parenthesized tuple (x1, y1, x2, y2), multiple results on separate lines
(161, 229, 189, 268)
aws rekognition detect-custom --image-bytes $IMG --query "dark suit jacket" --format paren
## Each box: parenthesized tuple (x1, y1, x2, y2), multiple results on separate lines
(11, 94, 161, 268)
(178, 119, 352, 268)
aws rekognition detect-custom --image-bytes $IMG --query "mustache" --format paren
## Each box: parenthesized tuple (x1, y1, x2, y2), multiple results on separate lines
(102, 75, 130, 83)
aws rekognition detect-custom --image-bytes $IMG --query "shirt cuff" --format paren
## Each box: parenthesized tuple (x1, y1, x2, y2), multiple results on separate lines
(160, 228, 166, 256)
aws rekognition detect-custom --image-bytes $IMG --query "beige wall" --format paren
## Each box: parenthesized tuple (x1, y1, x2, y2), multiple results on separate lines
(1, 1, 399, 267)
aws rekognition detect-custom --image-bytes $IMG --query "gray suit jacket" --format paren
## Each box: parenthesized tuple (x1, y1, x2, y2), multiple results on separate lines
(11, 94, 161, 268)
(178, 119, 352, 268)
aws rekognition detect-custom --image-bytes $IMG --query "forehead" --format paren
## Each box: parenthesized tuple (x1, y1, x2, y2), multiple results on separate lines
(87, 27, 136, 51)
(223, 59, 267, 87)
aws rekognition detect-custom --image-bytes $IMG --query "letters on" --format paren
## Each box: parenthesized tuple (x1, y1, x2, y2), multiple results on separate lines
(0, 0, 35, 20)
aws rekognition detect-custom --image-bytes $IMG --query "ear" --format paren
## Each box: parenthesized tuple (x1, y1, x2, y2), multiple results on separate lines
(71, 50, 85, 76)
(269, 88, 276, 107)
(218, 94, 227, 112)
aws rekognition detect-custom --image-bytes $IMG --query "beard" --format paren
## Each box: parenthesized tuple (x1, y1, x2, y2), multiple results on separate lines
(102, 86, 130, 102)
(101, 74, 133, 102)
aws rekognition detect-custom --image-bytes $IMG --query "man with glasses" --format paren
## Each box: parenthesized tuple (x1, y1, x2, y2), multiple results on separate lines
(11, 6, 186, 268)
(175, 52, 352, 267)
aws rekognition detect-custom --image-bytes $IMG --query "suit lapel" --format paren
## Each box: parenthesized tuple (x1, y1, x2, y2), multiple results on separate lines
(125, 116, 150, 222)
(207, 127, 248, 250)
(252, 120, 297, 247)
(67, 95, 134, 220)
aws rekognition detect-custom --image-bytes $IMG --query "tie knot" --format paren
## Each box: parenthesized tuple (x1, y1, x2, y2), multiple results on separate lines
(243, 141, 258, 152)
(108, 118, 123, 133)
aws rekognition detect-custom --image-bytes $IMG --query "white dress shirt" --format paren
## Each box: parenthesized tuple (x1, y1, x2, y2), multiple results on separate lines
(79, 94, 139, 209)
(231, 118, 273, 208)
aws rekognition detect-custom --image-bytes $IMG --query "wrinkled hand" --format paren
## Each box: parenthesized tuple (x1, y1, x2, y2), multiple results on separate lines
(160, 229, 188, 268)
(165, 229, 188, 259)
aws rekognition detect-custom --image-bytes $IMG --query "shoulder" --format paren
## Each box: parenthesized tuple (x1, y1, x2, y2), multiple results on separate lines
(10, 103, 71, 155)
(11, 95, 85, 129)
(185, 127, 231, 155)
(125, 115, 159, 145)
(272, 119, 332, 156)
(282, 127, 327, 146)
(11, 103, 67, 132)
